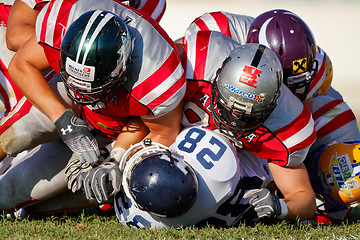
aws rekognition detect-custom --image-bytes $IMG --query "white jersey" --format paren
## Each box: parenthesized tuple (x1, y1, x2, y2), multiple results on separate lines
(114, 127, 272, 228)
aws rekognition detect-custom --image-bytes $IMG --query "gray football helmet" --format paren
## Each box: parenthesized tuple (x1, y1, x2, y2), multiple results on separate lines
(211, 43, 283, 140)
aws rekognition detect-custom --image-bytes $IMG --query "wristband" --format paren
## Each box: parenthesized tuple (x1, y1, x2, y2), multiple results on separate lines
(277, 199, 288, 219)
(110, 147, 126, 163)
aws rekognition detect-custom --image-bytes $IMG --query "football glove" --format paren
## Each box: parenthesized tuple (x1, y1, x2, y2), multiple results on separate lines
(55, 109, 100, 165)
(244, 188, 285, 219)
(65, 154, 92, 192)
(76, 161, 122, 203)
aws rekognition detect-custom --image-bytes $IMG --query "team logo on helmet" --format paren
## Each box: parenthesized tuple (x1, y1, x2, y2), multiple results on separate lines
(225, 82, 265, 103)
(327, 152, 358, 199)
(313, 140, 360, 206)
(292, 57, 307, 74)
(239, 65, 262, 88)
(65, 57, 95, 82)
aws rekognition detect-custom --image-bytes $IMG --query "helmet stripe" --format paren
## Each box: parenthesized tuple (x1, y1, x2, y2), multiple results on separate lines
(82, 12, 115, 64)
(76, 10, 115, 64)
(76, 10, 102, 62)
(250, 44, 266, 68)
(258, 18, 272, 49)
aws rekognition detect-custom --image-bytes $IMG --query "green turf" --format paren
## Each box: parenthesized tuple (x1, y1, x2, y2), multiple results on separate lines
(1, 213, 360, 240)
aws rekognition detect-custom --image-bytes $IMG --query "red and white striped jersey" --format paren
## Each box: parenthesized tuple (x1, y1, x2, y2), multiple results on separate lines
(310, 95, 360, 152)
(0, 0, 14, 26)
(306, 95, 360, 224)
(184, 11, 254, 45)
(184, 11, 337, 102)
(120, 0, 166, 23)
(36, 0, 185, 139)
(182, 30, 316, 167)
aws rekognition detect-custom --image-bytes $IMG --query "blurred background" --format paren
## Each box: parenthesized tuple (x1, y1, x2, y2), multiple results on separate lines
(159, 0, 360, 120)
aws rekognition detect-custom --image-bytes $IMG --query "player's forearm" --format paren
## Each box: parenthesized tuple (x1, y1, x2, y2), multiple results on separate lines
(114, 117, 149, 150)
(281, 190, 316, 220)
(141, 102, 183, 147)
(9, 59, 66, 122)
(269, 162, 317, 221)
(9, 33, 67, 121)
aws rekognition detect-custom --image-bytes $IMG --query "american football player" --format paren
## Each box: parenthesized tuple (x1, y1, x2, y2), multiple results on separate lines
(114, 127, 273, 228)
(181, 10, 341, 110)
(8, 2, 184, 159)
(6, 127, 273, 226)
(182, 32, 316, 221)
(181, 9, 360, 222)
(303, 95, 360, 224)
(0, 0, 184, 212)
(0, 0, 169, 160)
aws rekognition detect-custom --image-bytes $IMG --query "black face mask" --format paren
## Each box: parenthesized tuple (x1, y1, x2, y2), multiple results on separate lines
(210, 83, 266, 140)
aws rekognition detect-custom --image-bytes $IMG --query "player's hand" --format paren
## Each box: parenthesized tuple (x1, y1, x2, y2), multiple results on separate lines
(55, 109, 100, 165)
(65, 154, 92, 192)
(243, 188, 282, 219)
(76, 161, 122, 203)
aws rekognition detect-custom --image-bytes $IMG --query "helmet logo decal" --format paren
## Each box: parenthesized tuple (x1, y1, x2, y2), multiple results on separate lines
(292, 57, 307, 74)
(83, 67, 91, 75)
(66, 57, 95, 82)
(225, 82, 265, 103)
(328, 152, 357, 199)
(239, 65, 262, 88)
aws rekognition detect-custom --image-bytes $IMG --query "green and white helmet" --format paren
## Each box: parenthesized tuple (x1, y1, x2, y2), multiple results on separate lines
(59, 10, 132, 105)
(211, 43, 283, 139)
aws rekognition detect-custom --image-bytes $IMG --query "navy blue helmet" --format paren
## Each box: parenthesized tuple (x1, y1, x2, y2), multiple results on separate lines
(121, 140, 198, 218)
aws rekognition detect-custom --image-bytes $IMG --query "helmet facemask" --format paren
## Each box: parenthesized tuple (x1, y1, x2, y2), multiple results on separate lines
(211, 79, 273, 140)
(285, 59, 318, 101)
(59, 60, 127, 106)
(210, 44, 282, 141)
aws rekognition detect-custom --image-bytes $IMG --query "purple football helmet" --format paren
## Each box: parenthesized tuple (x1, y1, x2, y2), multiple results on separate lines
(246, 9, 317, 100)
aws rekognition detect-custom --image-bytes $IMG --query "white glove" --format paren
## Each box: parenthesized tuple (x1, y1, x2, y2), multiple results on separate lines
(55, 109, 100, 165)
(244, 188, 287, 219)
(76, 161, 122, 203)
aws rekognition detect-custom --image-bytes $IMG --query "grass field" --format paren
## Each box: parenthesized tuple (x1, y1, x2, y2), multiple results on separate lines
(1, 212, 360, 240)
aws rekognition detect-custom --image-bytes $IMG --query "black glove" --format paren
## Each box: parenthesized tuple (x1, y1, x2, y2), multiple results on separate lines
(76, 161, 122, 203)
(243, 188, 283, 219)
(55, 109, 100, 165)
